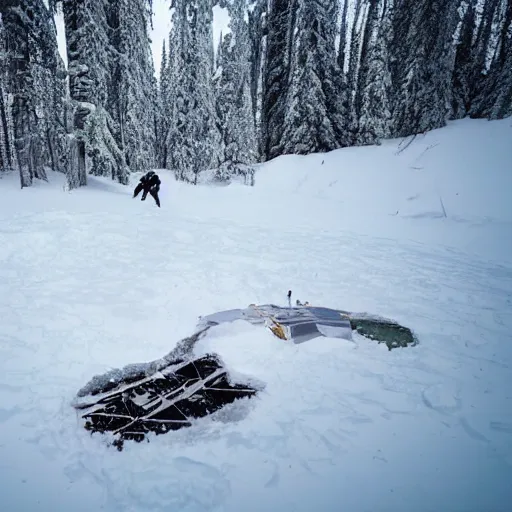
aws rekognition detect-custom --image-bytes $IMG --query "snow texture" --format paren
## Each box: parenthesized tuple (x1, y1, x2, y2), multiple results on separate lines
(0, 118, 511, 511)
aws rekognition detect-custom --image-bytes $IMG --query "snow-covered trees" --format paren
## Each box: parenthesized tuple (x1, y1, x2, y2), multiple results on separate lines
(215, 0, 257, 178)
(1, 0, 511, 188)
(355, 0, 393, 144)
(0, 14, 16, 174)
(482, 0, 512, 119)
(389, 0, 460, 137)
(451, 0, 478, 119)
(112, 0, 158, 173)
(450, 0, 512, 121)
(157, 39, 171, 168)
(261, 0, 350, 158)
(164, 0, 221, 183)
(260, 0, 295, 161)
(62, 0, 157, 188)
(0, 0, 68, 187)
(62, 0, 122, 187)
(247, 0, 266, 140)
(256, 0, 509, 156)
(279, 0, 349, 155)
(469, 0, 512, 119)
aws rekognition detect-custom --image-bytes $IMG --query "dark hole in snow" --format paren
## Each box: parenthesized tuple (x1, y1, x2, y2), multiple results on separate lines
(349, 316, 418, 350)
(75, 353, 259, 451)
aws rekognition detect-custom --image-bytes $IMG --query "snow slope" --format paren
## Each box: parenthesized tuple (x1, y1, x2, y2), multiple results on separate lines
(0, 118, 511, 512)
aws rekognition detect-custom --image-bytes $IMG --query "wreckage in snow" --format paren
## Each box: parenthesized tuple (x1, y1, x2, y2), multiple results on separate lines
(199, 303, 417, 350)
(74, 304, 417, 449)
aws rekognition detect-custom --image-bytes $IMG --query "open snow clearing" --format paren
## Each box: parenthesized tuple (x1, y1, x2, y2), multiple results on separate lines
(0, 118, 511, 511)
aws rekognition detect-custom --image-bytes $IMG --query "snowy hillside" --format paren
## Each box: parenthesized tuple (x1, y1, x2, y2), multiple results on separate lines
(0, 118, 511, 512)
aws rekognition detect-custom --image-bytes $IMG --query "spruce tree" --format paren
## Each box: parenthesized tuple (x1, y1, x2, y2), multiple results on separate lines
(158, 39, 170, 168)
(1, 0, 68, 187)
(260, 0, 295, 160)
(0, 14, 16, 174)
(356, 0, 394, 144)
(337, 0, 349, 73)
(247, 0, 267, 154)
(469, 0, 512, 119)
(390, 0, 459, 137)
(112, 0, 158, 173)
(62, 0, 126, 187)
(60, 0, 158, 187)
(346, 0, 366, 117)
(215, 0, 257, 180)
(485, 0, 512, 119)
(451, 0, 478, 119)
(167, 0, 221, 183)
(164, 16, 182, 174)
(280, 0, 349, 155)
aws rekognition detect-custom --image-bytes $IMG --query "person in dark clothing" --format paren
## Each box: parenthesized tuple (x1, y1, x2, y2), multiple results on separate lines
(133, 171, 161, 207)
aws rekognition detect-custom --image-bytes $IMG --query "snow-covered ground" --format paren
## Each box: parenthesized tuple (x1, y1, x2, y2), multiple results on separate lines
(0, 118, 511, 511)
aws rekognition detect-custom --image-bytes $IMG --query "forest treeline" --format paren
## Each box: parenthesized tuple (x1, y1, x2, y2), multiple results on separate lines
(0, 0, 510, 188)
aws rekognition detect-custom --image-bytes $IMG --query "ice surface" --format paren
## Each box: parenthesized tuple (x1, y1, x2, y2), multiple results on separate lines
(0, 118, 511, 511)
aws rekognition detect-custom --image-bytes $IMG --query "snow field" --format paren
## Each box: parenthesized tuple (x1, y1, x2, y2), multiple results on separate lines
(0, 118, 511, 511)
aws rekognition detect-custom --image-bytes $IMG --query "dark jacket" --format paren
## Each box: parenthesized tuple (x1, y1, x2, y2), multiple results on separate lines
(140, 172, 160, 190)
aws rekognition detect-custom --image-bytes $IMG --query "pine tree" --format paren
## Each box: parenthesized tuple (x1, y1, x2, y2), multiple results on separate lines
(62, 0, 126, 187)
(1, 0, 68, 187)
(164, 18, 182, 174)
(356, 0, 394, 144)
(247, 0, 267, 155)
(472, 0, 501, 78)
(280, 0, 349, 155)
(61, 0, 157, 188)
(354, 0, 377, 120)
(337, 0, 349, 73)
(451, 0, 478, 119)
(260, 0, 296, 160)
(158, 39, 170, 167)
(215, 0, 257, 180)
(346, 0, 366, 117)
(167, 0, 221, 183)
(469, 0, 512, 119)
(111, 0, 158, 173)
(484, 0, 512, 119)
(0, 14, 16, 173)
(390, 0, 460, 137)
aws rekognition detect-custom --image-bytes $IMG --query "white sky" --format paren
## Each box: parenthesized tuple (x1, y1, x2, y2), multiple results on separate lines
(54, 0, 231, 80)
(150, 0, 173, 75)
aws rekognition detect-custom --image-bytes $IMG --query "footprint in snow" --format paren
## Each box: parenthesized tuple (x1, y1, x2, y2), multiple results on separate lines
(421, 383, 462, 415)
(459, 417, 489, 443)
(489, 421, 512, 434)
(264, 461, 280, 488)
(172, 456, 231, 505)
(0, 406, 23, 423)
